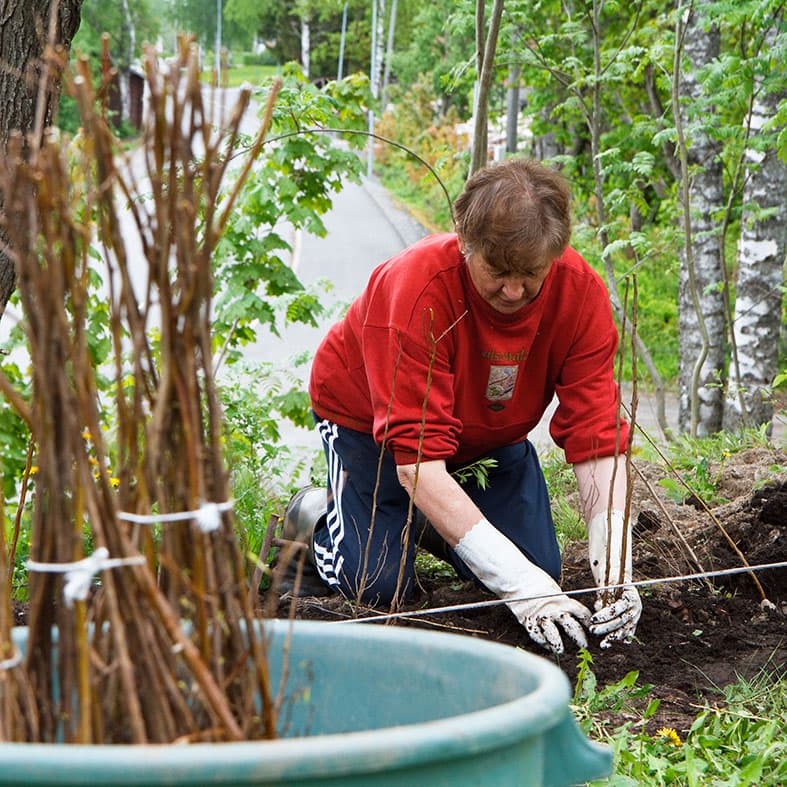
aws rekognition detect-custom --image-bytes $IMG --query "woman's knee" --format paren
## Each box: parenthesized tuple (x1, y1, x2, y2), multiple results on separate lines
(334, 560, 414, 606)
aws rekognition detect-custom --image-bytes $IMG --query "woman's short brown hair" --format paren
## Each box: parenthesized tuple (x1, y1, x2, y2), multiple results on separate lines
(453, 158, 572, 274)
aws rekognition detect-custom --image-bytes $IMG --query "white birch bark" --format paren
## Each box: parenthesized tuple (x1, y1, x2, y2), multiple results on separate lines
(300, 15, 310, 78)
(372, 0, 386, 98)
(677, 9, 727, 435)
(119, 0, 135, 123)
(723, 25, 787, 433)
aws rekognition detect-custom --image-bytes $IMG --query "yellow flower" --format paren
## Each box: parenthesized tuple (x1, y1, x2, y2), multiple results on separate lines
(88, 456, 99, 466)
(109, 477, 120, 489)
(656, 727, 682, 747)
(30, 465, 39, 475)
(81, 430, 92, 441)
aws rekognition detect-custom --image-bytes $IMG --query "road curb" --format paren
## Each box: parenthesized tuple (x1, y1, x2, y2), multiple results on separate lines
(360, 175, 430, 249)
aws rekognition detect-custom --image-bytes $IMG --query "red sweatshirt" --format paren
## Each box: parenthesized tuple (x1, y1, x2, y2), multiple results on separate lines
(310, 233, 629, 466)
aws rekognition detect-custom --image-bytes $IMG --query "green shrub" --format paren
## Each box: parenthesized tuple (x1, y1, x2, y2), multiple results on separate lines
(242, 50, 278, 67)
(374, 78, 468, 232)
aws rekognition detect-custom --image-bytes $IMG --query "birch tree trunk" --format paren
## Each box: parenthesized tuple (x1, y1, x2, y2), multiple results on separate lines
(676, 8, 727, 436)
(0, 0, 83, 317)
(723, 24, 787, 433)
(118, 0, 135, 123)
(300, 14, 310, 78)
(380, 0, 397, 110)
(373, 0, 386, 97)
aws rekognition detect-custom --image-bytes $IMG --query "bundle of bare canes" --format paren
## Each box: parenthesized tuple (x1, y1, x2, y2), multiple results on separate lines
(0, 36, 281, 744)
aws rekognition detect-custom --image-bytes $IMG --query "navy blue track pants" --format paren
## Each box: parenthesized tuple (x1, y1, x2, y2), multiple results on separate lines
(312, 418, 561, 606)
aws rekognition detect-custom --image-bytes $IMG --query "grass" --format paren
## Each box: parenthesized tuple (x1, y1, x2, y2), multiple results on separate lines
(377, 166, 455, 233)
(637, 424, 777, 507)
(201, 64, 280, 88)
(572, 652, 787, 786)
(540, 448, 587, 547)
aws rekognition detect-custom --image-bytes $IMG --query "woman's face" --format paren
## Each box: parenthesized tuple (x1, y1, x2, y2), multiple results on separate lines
(464, 250, 554, 314)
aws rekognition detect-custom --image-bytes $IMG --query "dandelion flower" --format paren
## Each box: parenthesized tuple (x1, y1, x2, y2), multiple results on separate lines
(109, 477, 120, 489)
(656, 727, 682, 746)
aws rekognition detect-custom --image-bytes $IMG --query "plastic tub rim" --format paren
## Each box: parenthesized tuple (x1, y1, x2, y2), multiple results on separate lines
(4, 619, 581, 783)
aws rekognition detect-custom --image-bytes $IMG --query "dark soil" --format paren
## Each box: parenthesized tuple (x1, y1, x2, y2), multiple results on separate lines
(268, 446, 787, 736)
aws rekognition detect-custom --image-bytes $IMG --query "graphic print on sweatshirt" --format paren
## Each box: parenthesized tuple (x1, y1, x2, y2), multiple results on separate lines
(485, 365, 518, 403)
(481, 346, 527, 405)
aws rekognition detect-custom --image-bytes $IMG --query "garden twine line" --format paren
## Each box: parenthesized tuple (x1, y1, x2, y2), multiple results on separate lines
(117, 500, 234, 533)
(26, 547, 146, 608)
(330, 560, 787, 625)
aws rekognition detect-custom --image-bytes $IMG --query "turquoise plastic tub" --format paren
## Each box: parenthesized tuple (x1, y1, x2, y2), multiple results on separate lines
(3, 620, 611, 786)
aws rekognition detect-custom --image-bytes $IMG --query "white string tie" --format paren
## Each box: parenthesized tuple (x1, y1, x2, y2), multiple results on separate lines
(27, 547, 146, 607)
(0, 647, 22, 671)
(117, 500, 233, 533)
(193, 501, 224, 532)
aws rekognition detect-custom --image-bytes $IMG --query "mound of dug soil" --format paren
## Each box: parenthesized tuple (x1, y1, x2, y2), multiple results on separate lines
(271, 446, 787, 735)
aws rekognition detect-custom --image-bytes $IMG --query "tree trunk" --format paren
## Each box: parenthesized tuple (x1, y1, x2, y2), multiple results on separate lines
(504, 24, 521, 155)
(118, 0, 135, 123)
(505, 63, 520, 154)
(371, 0, 385, 97)
(380, 0, 397, 110)
(723, 24, 787, 433)
(300, 15, 310, 78)
(676, 8, 727, 436)
(0, 0, 83, 317)
(470, 0, 504, 175)
(531, 104, 561, 161)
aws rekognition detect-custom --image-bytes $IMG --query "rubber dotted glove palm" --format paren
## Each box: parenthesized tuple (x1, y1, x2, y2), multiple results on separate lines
(455, 519, 591, 655)
(587, 509, 642, 647)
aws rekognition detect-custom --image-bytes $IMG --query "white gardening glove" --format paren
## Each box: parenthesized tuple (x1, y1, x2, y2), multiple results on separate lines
(455, 519, 591, 655)
(587, 509, 642, 648)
